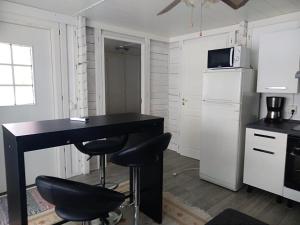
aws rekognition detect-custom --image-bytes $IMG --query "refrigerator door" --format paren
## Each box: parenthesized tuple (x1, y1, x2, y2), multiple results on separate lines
(202, 69, 242, 104)
(199, 100, 241, 190)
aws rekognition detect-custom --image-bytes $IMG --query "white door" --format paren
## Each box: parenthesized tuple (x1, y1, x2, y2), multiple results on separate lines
(0, 22, 60, 192)
(199, 101, 240, 188)
(179, 34, 228, 159)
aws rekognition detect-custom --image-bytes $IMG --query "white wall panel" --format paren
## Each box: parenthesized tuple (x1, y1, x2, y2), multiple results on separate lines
(167, 42, 182, 152)
(86, 27, 97, 117)
(150, 40, 169, 132)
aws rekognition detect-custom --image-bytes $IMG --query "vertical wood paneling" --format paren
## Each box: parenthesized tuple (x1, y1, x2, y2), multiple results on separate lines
(86, 27, 97, 116)
(86, 27, 98, 171)
(75, 17, 88, 118)
(150, 40, 169, 132)
(168, 42, 181, 151)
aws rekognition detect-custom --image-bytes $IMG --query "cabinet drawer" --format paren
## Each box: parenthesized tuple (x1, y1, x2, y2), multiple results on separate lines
(243, 128, 287, 195)
(246, 128, 287, 154)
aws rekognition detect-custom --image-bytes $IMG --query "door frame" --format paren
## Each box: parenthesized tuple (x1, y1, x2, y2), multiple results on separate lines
(95, 29, 150, 115)
(0, 14, 71, 179)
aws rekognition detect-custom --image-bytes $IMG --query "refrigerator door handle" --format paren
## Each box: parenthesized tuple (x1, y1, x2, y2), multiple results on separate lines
(202, 99, 238, 105)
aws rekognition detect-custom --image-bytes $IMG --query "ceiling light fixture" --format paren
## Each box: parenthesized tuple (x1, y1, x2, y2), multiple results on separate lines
(157, 0, 249, 16)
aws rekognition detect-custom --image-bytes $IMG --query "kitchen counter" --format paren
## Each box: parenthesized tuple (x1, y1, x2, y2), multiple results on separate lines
(247, 119, 300, 136)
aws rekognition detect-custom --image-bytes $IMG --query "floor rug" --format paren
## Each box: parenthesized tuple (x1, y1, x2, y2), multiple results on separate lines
(0, 181, 211, 225)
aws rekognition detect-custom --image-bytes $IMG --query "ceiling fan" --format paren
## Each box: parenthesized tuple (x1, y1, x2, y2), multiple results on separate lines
(157, 0, 249, 15)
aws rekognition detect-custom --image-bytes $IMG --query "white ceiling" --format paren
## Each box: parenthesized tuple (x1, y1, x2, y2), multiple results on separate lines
(5, 0, 300, 37)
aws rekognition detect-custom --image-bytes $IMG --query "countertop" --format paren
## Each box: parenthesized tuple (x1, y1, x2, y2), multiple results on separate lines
(247, 119, 300, 136)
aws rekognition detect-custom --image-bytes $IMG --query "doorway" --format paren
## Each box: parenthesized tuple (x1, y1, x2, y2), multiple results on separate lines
(104, 38, 141, 114)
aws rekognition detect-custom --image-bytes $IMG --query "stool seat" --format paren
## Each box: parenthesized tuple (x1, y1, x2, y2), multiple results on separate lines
(75, 136, 128, 156)
(110, 133, 172, 167)
(205, 209, 268, 225)
(36, 176, 125, 222)
(83, 139, 126, 155)
(74, 135, 128, 191)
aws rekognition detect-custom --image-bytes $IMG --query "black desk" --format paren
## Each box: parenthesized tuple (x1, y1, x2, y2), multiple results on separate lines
(2, 113, 164, 225)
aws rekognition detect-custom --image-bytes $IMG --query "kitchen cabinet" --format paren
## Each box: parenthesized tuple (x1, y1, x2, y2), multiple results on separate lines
(257, 28, 300, 93)
(243, 128, 287, 195)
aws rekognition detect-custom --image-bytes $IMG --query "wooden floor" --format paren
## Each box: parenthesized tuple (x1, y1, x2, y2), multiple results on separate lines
(71, 150, 300, 225)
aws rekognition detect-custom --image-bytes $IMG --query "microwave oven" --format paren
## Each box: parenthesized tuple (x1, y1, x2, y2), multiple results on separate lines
(207, 46, 250, 69)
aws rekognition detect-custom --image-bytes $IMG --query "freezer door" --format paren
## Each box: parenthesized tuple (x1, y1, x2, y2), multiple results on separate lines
(202, 70, 242, 103)
(200, 101, 241, 189)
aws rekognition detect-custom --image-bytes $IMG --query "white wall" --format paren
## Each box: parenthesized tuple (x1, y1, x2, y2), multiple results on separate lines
(248, 20, 300, 120)
(167, 13, 300, 151)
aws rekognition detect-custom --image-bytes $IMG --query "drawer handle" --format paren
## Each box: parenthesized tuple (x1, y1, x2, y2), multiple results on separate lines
(253, 148, 275, 155)
(254, 133, 275, 139)
(265, 87, 287, 90)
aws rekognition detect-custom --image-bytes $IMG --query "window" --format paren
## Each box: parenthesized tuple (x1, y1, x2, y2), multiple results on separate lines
(0, 42, 35, 106)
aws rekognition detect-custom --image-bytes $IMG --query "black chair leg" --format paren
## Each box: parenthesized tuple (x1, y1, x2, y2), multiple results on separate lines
(100, 217, 110, 225)
(82, 222, 92, 225)
(98, 155, 118, 190)
(133, 167, 140, 225)
(99, 155, 106, 187)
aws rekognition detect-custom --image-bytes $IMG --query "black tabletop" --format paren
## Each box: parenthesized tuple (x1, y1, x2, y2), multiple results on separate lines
(2, 113, 163, 138)
(247, 119, 300, 136)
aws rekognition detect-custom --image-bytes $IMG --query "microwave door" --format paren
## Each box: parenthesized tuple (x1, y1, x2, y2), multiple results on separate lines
(208, 48, 232, 69)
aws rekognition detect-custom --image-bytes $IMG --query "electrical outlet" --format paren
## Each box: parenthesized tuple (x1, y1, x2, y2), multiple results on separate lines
(287, 105, 297, 116)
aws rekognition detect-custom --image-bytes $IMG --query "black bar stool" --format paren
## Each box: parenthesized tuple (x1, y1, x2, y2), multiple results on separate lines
(36, 176, 125, 225)
(74, 135, 128, 189)
(110, 133, 171, 225)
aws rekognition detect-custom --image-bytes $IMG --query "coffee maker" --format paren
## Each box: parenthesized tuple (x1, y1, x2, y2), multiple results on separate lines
(265, 97, 285, 123)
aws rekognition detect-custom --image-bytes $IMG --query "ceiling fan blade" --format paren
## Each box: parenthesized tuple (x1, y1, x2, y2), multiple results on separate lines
(221, 0, 249, 9)
(157, 0, 182, 16)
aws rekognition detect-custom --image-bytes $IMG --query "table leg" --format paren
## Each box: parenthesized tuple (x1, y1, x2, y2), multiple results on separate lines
(140, 152, 163, 224)
(3, 129, 27, 225)
(127, 123, 164, 224)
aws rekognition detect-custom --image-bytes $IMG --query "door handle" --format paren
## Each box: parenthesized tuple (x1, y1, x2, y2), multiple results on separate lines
(253, 148, 274, 155)
(254, 133, 275, 139)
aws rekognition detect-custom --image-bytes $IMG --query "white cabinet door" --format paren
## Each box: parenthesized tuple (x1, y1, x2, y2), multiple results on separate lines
(257, 28, 300, 93)
(200, 101, 240, 189)
(243, 128, 287, 195)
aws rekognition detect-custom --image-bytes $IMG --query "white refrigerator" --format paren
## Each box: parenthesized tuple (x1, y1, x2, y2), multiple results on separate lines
(199, 68, 259, 191)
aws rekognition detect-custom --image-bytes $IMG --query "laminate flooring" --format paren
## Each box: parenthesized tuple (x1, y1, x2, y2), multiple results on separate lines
(71, 150, 300, 225)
